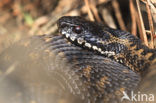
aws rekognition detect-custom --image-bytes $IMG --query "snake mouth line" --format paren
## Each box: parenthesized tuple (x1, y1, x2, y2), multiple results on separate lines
(60, 30, 115, 57)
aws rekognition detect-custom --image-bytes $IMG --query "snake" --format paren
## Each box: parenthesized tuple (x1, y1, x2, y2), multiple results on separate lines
(0, 16, 156, 103)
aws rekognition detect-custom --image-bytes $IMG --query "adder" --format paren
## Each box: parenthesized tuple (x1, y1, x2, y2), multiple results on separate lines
(0, 16, 156, 103)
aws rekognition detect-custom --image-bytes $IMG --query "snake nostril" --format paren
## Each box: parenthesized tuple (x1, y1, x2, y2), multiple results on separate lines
(57, 18, 67, 29)
(60, 23, 68, 29)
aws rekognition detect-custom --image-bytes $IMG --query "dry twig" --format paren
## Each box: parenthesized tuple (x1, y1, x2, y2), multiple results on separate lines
(84, 0, 94, 21)
(136, 0, 148, 46)
(130, 0, 137, 36)
(112, 0, 127, 31)
(146, 0, 155, 48)
(90, 2, 101, 22)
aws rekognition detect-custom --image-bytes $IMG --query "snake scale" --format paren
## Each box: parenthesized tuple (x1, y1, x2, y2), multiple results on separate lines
(0, 16, 156, 103)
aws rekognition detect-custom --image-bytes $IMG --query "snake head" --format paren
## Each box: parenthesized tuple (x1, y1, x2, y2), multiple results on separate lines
(57, 16, 113, 55)
(57, 16, 87, 43)
(57, 16, 103, 38)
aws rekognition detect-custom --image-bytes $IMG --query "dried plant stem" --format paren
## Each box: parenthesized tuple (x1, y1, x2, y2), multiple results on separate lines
(90, 3, 101, 22)
(129, 0, 137, 36)
(136, 0, 148, 46)
(112, 0, 126, 31)
(84, 0, 94, 21)
(146, 0, 155, 48)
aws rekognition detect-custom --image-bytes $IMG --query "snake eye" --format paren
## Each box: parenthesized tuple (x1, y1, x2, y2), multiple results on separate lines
(73, 26, 83, 34)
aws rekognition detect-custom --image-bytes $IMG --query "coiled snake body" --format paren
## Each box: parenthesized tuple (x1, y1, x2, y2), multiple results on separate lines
(0, 16, 156, 103)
